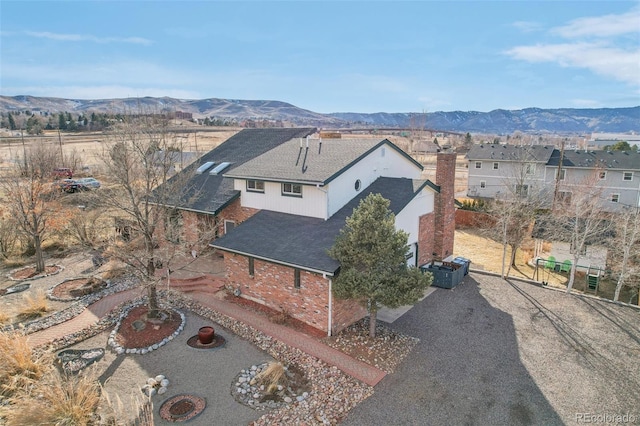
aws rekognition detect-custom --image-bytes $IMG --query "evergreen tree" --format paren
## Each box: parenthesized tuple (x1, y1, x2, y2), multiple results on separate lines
(328, 193, 432, 337)
(8, 113, 17, 130)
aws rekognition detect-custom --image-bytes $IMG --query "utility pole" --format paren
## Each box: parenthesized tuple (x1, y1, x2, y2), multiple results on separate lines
(21, 128, 27, 170)
(58, 129, 64, 165)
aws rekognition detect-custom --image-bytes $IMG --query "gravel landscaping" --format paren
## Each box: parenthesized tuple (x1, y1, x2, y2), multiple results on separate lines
(342, 273, 640, 425)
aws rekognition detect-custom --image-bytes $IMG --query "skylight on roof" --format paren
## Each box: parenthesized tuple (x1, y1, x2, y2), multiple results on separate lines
(196, 161, 215, 174)
(209, 162, 231, 175)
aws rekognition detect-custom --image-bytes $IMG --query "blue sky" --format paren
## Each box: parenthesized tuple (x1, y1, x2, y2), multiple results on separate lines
(1, 1, 638, 114)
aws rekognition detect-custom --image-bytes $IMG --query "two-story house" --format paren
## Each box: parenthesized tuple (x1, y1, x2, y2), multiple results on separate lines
(211, 136, 456, 336)
(161, 129, 457, 336)
(466, 144, 640, 212)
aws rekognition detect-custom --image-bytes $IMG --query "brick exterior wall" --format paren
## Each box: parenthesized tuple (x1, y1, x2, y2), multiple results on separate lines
(223, 252, 366, 335)
(218, 198, 259, 235)
(433, 151, 457, 260)
(178, 198, 259, 248)
(417, 212, 435, 266)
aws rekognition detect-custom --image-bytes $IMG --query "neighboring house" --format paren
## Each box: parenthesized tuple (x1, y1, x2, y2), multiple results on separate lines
(466, 144, 640, 211)
(466, 144, 555, 199)
(211, 136, 457, 335)
(161, 128, 316, 246)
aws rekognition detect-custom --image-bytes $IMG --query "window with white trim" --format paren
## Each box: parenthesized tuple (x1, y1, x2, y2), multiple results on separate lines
(557, 169, 566, 180)
(623, 172, 633, 181)
(475, 162, 482, 169)
(246, 180, 265, 193)
(611, 193, 620, 203)
(480, 181, 486, 189)
(282, 183, 302, 197)
(493, 162, 499, 170)
(598, 171, 606, 180)
(525, 163, 536, 175)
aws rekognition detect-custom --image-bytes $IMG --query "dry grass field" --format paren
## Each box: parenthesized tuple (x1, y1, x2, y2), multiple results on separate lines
(0, 125, 241, 173)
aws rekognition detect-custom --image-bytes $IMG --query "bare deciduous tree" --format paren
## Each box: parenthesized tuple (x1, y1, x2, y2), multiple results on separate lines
(0, 145, 62, 272)
(610, 207, 640, 303)
(96, 113, 196, 317)
(552, 172, 613, 293)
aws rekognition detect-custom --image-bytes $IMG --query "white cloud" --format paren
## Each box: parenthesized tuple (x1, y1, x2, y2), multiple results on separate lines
(505, 42, 639, 86)
(24, 31, 152, 45)
(552, 7, 640, 38)
(505, 7, 640, 88)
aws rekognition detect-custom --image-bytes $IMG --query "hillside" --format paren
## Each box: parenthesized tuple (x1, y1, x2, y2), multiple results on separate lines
(1, 95, 638, 134)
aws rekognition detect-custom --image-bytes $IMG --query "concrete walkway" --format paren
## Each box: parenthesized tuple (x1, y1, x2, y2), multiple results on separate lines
(26, 287, 386, 387)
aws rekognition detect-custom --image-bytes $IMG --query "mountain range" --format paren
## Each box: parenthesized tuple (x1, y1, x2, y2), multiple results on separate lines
(1, 95, 638, 134)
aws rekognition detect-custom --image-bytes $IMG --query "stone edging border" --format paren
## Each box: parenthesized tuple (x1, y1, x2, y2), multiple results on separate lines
(46, 276, 111, 302)
(7, 264, 64, 281)
(107, 301, 186, 355)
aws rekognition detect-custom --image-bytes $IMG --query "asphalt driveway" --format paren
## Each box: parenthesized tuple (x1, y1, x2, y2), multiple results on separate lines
(342, 273, 640, 425)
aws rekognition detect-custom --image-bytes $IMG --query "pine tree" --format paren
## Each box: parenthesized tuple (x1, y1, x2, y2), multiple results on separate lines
(329, 193, 432, 337)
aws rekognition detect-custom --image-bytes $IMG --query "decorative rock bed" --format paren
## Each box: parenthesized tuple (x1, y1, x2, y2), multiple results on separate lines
(56, 348, 105, 374)
(47, 276, 109, 302)
(141, 374, 170, 396)
(0, 283, 31, 296)
(7, 264, 64, 281)
(107, 302, 186, 355)
(232, 362, 310, 411)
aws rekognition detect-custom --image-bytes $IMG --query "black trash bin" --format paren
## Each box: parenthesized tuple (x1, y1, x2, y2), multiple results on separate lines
(420, 261, 465, 289)
(452, 256, 472, 276)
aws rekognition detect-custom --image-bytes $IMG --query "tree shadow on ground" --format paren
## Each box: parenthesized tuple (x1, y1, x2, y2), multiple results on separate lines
(342, 276, 563, 426)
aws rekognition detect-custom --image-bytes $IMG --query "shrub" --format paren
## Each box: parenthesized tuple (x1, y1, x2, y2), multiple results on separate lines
(17, 290, 50, 321)
(0, 330, 51, 398)
(1, 369, 100, 426)
(256, 362, 288, 395)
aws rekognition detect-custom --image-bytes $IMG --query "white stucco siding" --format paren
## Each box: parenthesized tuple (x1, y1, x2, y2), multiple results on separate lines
(395, 188, 432, 244)
(235, 179, 327, 219)
(326, 144, 422, 217)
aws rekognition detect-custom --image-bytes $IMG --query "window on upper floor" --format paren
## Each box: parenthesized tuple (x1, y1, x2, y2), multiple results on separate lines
(598, 171, 607, 180)
(557, 169, 566, 180)
(475, 162, 482, 169)
(246, 180, 265, 193)
(611, 193, 620, 203)
(248, 257, 254, 277)
(623, 172, 633, 181)
(480, 181, 486, 189)
(493, 162, 499, 170)
(282, 182, 302, 197)
(525, 163, 536, 175)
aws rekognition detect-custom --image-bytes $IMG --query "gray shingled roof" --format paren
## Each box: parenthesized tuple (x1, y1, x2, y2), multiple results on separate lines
(211, 177, 436, 274)
(164, 128, 316, 214)
(547, 149, 640, 170)
(466, 144, 555, 163)
(225, 138, 423, 184)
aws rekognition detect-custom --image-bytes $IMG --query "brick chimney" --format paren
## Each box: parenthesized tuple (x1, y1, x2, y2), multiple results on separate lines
(433, 150, 457, 260)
